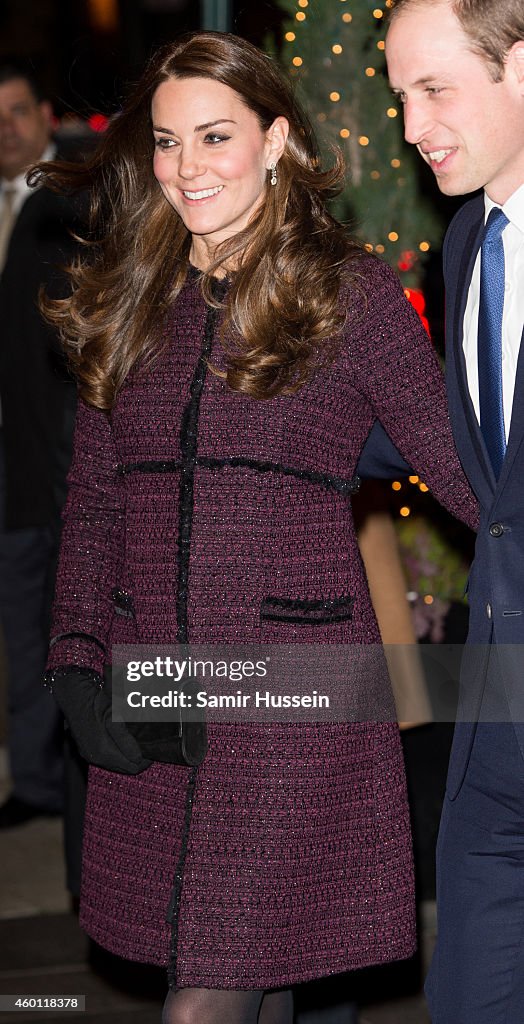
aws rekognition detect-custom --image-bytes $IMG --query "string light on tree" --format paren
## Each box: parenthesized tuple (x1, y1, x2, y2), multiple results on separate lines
(87, 0, 118, 31)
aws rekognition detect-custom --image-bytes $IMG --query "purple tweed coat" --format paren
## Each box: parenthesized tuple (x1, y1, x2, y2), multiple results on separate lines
(47, 256, 477, 989)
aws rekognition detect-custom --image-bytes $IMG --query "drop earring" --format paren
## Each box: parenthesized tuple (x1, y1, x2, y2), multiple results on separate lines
(270, 162, 277, 186)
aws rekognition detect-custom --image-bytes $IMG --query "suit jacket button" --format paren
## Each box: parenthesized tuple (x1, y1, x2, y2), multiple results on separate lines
(489, 522, 504, 537)
(486, 603, 492, 619)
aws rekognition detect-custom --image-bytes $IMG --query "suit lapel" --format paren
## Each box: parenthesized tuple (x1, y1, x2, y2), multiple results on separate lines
(497, 325, 524, 490)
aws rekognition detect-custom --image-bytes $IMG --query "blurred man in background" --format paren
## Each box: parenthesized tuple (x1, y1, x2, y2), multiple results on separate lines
(0, 61, 79, 827)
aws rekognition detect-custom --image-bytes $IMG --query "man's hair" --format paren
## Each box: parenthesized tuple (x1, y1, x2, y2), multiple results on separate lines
(0, 59, 45, 102)
(389, 0, 524, 81)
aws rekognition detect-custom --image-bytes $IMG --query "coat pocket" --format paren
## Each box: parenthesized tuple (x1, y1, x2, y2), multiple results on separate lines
(260, 593, 354, 626)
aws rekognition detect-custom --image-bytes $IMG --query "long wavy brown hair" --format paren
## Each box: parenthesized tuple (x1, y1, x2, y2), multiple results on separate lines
(34, 32, 361, 409)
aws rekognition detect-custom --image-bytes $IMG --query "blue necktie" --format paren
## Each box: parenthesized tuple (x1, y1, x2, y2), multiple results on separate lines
(477, 207, 509, 479)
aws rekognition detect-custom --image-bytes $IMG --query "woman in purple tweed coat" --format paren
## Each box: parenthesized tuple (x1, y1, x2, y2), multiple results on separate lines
(40, 31, 477, 1024)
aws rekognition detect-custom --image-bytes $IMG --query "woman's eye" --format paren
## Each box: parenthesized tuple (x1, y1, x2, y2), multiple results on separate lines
(154, 137, 175, 149)
(204, 132, 230, 144)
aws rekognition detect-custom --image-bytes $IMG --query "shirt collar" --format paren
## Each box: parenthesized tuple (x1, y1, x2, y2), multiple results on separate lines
(1, 141, 56, 202)
(485, 183, 524, 236)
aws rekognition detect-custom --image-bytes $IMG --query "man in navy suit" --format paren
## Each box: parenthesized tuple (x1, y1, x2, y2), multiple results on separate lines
(383, 1, 524, 1020)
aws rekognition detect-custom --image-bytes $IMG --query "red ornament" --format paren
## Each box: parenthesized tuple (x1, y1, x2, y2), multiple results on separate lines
(88, 113, 110, 133)
(404, 288, 431, 337)
(398, 249, 416, 272)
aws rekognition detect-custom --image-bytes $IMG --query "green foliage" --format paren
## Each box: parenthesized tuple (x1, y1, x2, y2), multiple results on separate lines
(273, 0, 444, 285)
(395, 515, 472, 603)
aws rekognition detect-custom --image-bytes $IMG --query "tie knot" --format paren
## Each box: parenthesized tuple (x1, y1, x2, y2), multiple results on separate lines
(482, 207, 509, 247)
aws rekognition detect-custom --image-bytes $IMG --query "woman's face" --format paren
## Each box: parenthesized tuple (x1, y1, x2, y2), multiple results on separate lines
(152, 76, 287, 266)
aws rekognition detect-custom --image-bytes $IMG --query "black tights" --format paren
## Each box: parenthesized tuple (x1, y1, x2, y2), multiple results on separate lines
(162, 986, 293, 1024)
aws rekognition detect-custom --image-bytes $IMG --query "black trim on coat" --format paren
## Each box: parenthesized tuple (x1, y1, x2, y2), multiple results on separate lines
(48, 631, 107, 653)
(167, 294, 221, 987)
(111, 587, 135, 618)
(117, 456, 360, 498)
(166, 765, 199, 990)
(260, 593, 354, 625)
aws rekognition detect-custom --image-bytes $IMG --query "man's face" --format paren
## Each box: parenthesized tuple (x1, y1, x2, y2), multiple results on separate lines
(0, 78, 53, 181)
(386, 1, 524, 203)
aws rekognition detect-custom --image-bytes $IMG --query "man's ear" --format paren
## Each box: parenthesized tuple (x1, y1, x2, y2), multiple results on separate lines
(507, 41, 524, 90)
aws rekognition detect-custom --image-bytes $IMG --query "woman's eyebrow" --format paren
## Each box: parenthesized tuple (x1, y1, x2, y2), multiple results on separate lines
(152, 119, 237, 134)
(194, 118, 237, 132)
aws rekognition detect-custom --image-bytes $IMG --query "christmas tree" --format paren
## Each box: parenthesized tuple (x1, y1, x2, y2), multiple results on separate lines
(270, 1, 473, 628)
(273, 0, 444, 288)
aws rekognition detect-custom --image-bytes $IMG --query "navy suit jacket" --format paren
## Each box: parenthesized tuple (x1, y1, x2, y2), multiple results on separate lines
(443, 193, 524, 646)
(441, 194, 524, 793)
(360, 194, 524, 794)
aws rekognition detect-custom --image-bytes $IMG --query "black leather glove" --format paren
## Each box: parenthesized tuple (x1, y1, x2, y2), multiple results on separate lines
(46, 668, 152, 775)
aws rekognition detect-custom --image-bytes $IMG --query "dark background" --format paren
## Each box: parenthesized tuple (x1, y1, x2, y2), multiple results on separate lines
(0, 0, 285, 116)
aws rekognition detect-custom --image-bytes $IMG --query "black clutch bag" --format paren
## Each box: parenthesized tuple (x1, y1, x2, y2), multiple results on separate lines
(105, 669, 208, 768)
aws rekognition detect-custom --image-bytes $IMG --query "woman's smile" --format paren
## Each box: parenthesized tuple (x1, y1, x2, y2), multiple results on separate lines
(179, 184, 224, 203)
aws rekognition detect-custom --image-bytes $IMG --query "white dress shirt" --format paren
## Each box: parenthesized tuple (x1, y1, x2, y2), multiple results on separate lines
(463, 184, 524, 443)
(0, 142, 55, 221)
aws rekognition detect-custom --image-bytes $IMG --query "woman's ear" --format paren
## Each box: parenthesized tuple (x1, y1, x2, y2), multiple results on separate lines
(265, 116, 289, 169)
